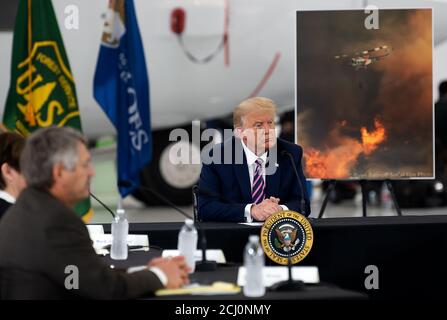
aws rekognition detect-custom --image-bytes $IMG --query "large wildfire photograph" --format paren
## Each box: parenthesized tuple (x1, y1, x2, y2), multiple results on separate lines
(296, 9, 433, 180)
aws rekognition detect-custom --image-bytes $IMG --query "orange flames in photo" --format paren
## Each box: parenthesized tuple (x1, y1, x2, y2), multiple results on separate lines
(361, 119, 386, 155)
(304, 119, 387, 178)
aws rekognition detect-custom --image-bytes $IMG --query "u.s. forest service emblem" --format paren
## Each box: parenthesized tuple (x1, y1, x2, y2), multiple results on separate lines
(260, 210, 313, 265)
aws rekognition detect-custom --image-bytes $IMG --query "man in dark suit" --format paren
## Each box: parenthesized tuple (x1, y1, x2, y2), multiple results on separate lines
(0, 127, 189, 299)
(0, 199, 10, 218)
(198, 97, 310, 222)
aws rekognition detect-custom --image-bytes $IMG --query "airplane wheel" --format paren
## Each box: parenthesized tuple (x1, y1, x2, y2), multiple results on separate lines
(133, 127, 202, 206)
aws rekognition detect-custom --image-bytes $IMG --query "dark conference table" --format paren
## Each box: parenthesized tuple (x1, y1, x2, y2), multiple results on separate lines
(103, 250, 367, 300)
(102, 215, 447, 300)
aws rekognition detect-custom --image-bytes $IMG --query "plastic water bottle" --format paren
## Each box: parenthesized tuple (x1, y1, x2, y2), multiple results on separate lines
(243, 235, 265, 297)
(178, 219, 198, 273)
(111, 208, 129, 260)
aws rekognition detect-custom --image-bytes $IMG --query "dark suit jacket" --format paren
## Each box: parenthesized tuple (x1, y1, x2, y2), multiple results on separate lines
(0, 187, 163, 300)
(198, 137, 310, 222)
(0, 198, 12, 220)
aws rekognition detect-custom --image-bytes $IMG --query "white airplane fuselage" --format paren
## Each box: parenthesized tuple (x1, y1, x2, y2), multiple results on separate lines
(1, 0, 447, 139)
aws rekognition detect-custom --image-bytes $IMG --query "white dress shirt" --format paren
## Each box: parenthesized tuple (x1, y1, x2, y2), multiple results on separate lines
(0, 190, 16, 204)
(148, 267, 168, 286)
(240, 141, 288, 222)
(126, 266, 167, 287)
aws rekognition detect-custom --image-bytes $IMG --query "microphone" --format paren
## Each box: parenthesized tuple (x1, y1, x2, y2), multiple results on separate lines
(118, 180, 192, 220)
(89, 192, 115, 218)
(269, 254, 305, 292)
(119, 180, 217, 272)
(192, 185, 217, 271)
(281, 150, 307, 215)
(270, 151, 308, 291)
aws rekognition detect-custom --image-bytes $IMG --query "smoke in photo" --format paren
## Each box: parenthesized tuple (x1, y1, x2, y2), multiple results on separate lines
(296, 9, 433, 179)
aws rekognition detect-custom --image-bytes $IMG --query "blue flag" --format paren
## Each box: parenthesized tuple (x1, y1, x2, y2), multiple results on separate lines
(93, 0, 152, 197)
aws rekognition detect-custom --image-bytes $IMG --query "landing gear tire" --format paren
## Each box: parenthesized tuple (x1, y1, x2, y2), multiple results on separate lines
(132, 128, 202, 206)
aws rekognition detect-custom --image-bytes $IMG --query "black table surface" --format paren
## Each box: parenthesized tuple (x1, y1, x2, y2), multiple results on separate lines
(102, 250, 367, 300)
(102, 215, 447, 233)
(98, 215, 447, 299)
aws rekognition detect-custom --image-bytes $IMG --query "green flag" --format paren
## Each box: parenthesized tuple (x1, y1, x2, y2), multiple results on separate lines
(3, 0, 93, 222)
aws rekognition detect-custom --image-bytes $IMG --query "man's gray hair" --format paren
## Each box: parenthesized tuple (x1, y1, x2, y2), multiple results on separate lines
(20, 127, 87, 189)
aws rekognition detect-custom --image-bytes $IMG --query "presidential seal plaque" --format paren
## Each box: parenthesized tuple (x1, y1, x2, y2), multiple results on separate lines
(260, 210, 313, 265)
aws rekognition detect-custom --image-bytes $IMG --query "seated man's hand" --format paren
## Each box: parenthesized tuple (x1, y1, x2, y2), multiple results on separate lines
(148, 256, 190, 289)
(251, 199, 283, 221)
(260, 198, 283, 214)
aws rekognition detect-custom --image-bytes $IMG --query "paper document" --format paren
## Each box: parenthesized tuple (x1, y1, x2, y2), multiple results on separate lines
(162, 249, 226, 264)
(91, 234, 149, 255)
(86, 224, 105, 237)
(156, 282, 240, 296)
(237, 266, 320, 287)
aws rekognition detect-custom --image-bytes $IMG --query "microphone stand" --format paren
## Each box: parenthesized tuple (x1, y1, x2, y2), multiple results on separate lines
(126, 183, 193, 220)
(119, 180, 218, 272)
(281, 151, 307, 214)
(269, 253, 304, 291)
(90, 192, 115, 218)
(192, 186, 217, 272)
(270, 152, 306, 290)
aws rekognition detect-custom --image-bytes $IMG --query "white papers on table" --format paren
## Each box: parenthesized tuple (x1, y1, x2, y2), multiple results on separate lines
(86, 224, 105, 237)
(90, 234, 149, 255)
(237, 266, 320, 287)
(162, 249, 226, 264)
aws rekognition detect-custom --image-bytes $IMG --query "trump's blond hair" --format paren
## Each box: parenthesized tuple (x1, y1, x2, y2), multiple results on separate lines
(233, 97, 277, 128)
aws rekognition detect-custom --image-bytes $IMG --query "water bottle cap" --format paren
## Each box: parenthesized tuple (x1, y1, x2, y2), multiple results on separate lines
(116, 209, 125, 215)
(249, 235, 259, 243)
(184, 218, 194, 226)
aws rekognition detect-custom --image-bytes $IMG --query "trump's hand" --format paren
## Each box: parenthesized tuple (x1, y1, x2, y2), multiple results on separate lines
(269, 197, 280, 204)
(260, 198, 283, 214)
(251, 199, 283, 221)
(148, 256, 190, 289)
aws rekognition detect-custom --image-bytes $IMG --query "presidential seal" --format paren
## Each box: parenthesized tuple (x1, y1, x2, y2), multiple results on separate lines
(260, 210, 313, 265)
